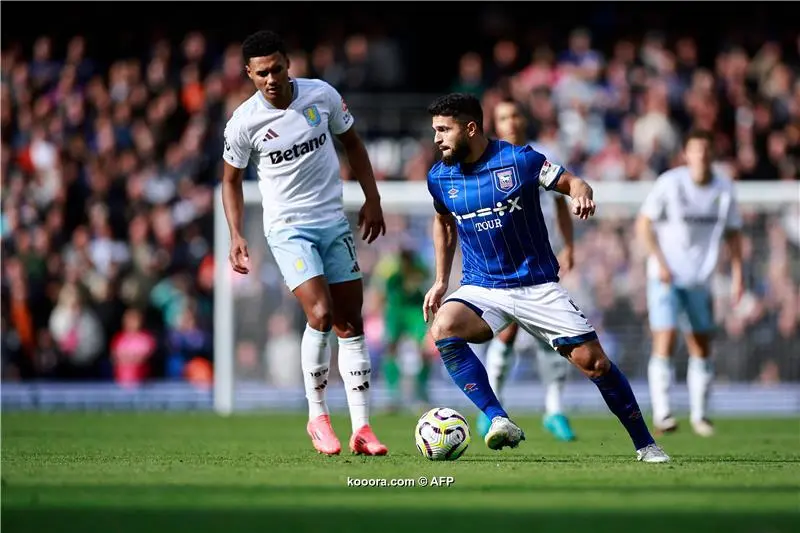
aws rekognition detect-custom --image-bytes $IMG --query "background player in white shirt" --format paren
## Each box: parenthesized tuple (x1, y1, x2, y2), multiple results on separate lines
(220, 31, 388, 456)
(636, 129, 744, 437)
(475, 99, 578, 442)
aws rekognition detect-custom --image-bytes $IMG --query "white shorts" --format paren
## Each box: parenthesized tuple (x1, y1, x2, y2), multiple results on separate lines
(446, 283, 597, 348)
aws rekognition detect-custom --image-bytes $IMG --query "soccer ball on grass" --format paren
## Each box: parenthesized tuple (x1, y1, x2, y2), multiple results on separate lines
(415, 407, 471, 460)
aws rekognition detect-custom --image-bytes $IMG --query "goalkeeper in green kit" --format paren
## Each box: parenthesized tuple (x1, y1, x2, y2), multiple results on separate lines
(373, 247, 433, 411)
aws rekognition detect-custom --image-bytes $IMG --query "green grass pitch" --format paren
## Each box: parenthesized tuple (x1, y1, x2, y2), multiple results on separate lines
(2, 412, 798, 533)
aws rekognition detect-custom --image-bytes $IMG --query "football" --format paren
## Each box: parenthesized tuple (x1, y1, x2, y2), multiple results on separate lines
(414, 407, 471, 460)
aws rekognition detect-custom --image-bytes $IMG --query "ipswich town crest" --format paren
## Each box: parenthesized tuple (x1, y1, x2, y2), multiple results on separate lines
(492, 166, 518, 192)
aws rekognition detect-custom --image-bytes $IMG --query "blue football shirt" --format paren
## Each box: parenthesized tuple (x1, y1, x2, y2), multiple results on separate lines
(427, 139, 566, 288)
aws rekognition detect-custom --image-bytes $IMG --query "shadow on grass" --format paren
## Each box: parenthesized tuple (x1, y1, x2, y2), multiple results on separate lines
(2, 507, 798, 533)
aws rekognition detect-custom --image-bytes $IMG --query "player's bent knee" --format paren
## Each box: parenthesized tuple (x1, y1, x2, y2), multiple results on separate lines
(333, 317, 364, 338)
(563, 340, 611, 378)
(307, 303, 334, 332)
(685, 332, 712, 358)
(430, 302, 492, 343)
(429, 314, 455, 342)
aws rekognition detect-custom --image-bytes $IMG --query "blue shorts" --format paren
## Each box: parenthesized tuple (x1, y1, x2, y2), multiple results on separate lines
(646, 279, 714, 333)
(266, 217, 362, 291)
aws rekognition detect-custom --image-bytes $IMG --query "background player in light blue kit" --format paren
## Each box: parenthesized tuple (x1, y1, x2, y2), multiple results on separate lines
(422, 93, 670, 462)
(636, 130, 745, 437)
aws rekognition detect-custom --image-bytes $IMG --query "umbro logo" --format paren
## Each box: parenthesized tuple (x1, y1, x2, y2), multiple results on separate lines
(262, 128, 280, 141)
(448, 188, 459, 199)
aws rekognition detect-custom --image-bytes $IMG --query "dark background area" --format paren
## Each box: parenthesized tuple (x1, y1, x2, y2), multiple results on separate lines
(3, 1, 798, 92)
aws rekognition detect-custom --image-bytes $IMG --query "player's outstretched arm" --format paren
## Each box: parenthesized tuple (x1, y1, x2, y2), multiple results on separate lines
(554, 196, 575, 272)
(221, 161, 250, 275)
(552, 171, 596, 220)
(336, 128, 386, 243)
(423, 212, 458, 322)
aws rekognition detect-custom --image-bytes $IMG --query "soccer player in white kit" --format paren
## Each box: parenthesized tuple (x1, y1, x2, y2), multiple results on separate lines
(221, 30, 388, 456)
(475, 99, 578, 442)
(636, 129, 744, 437)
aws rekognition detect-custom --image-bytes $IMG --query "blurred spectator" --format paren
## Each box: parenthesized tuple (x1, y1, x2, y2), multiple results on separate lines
(513, 46, 556, 98)
(111, 308, 157, 388)
(166, 306, 211, 380)
(48, 283, 104, 379)
(451, 52, 486, 98)
(264, 313, 302, 387)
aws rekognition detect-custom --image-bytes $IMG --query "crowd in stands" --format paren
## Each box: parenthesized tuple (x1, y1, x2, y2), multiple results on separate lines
(1, 19, 798, 386)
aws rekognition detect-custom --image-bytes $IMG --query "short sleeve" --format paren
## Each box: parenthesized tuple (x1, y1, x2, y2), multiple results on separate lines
(427, 165, 450, 215)
(725, 190, 743, 230)
(433, 198, 449, 215)
(324, 82, 354, 135)
(640, 178, 668, 221)
(521, 145, 564, 190)
(222, 117, 251, 169)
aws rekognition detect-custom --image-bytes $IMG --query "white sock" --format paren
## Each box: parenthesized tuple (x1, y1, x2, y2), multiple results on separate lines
(485, 337, 514, 402)
(337, 335, 371, 433)
(687, 356, 713, 423)
(545, 381, 564, 416)
(301, 324, 332, 420)
(647, 354, 674, 423)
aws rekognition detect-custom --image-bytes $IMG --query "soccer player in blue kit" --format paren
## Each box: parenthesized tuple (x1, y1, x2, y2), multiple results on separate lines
(422, 93, 670, 463)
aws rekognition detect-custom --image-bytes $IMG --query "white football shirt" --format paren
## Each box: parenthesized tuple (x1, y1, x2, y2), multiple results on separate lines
(640, 166, 742, 287)
(223, 78, 354, 233)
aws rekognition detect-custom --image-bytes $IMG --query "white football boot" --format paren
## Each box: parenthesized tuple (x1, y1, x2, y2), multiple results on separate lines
(636, 443, 671, 463)
(653, 414, 679, 435)
(691, 418, 715, 437)
(484, 417, 526, 450)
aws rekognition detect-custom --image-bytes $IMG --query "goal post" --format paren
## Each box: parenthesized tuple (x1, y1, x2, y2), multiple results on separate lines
(214, 179, 799, 415)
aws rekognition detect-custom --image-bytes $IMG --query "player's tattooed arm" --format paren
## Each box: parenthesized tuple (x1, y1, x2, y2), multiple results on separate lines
(336, 128, 386, 243)
(423, 212, 458, 322)
(221, 161, 250, 275)
(553, 171, 596, 220)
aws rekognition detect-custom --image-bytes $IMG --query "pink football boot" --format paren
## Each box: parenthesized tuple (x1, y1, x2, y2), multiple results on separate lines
(307, 414, 341, 455)
(349, 424, 388, 456)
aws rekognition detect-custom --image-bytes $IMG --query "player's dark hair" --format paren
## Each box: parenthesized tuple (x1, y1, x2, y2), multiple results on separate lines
(242, 30, 287, 63)
(427, 93, 484, 132)
(683, 128, 714, 147)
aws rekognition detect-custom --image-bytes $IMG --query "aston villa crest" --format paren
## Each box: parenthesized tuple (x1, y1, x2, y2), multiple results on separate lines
(302, 105, 322, 127)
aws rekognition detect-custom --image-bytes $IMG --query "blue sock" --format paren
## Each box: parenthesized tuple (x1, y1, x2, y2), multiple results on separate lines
(590, 362, 655, 450)
(435, 337, 508, 420)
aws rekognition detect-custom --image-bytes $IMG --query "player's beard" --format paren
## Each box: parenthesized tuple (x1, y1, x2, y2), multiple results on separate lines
(441, 136, 470, 166)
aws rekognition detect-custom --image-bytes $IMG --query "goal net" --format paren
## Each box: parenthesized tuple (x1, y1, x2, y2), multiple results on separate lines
(213, 180, 800, 415)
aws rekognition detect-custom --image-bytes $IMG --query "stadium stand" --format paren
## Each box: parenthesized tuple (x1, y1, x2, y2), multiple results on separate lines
(1, 3, 798, 389)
